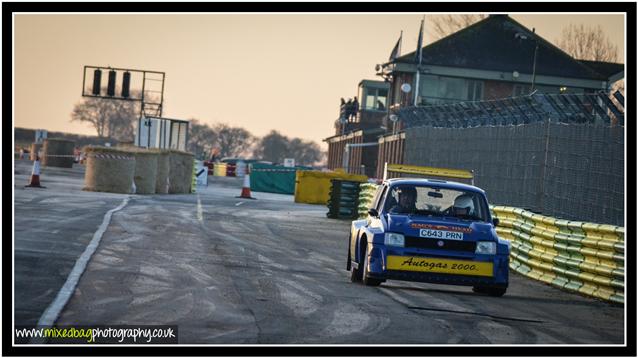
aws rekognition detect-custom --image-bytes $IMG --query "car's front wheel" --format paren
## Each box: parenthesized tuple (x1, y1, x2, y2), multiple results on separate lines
(362, 247, 382, 287)
(350, 262, 362, 282)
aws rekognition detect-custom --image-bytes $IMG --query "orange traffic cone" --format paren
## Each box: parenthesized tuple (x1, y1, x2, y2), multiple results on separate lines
(236, 165, 256, 199)
(25, 156, 45, 188)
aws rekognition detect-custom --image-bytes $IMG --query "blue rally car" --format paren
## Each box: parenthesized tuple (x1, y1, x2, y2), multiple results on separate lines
(347, 178, 510, 296)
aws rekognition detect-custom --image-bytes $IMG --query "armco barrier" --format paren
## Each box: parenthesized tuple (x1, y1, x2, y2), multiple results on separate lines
(491, 206, 624, 304)
(295, 171, 368, 205)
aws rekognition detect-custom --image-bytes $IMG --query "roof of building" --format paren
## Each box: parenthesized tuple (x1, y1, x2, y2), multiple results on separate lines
(577, 60, 624, 79)
(393, 15, 611, 81)
(358, 79, 390, 89)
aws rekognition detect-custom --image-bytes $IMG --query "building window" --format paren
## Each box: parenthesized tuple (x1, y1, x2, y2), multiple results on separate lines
(438, 77, 466, 100)
(364, 88, 389, 111)
(513, 84, 531, 96)
(467, 80, 484, 101)
(418, 75, 483, 105)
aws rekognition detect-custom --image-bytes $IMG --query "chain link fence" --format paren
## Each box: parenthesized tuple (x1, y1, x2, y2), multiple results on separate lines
(400, 92, 624, 226)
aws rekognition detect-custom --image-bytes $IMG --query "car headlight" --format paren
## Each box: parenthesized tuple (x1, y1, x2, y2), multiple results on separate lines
(475, 241, 496, 255)
(384, 233, 405, 247)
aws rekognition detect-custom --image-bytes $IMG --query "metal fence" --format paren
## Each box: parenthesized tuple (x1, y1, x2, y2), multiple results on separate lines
(400, 92, 624, 226)
(398, 91, 625, 128)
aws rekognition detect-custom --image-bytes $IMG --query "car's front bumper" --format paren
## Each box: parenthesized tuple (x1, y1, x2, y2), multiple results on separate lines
(366, 244, 509, 287)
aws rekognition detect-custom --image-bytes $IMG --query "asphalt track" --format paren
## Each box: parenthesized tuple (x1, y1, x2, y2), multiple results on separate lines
(13, 160, 624, 344)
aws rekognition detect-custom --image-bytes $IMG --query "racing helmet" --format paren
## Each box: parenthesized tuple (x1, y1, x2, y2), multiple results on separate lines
(398, 186, 417, 199)
(453, 194, 474, 214)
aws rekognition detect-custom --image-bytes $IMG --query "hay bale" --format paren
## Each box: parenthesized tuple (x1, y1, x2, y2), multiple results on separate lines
(155, 150, 170, 194)
(30, 143, 42, 161)
(168, 150, 195, 194)
(42, 138, 75, 168)
(129, 148, 158, 194)
(42, 139, 73, 167)
(117, 141, 135, 148)
(83, 146, 135, 194)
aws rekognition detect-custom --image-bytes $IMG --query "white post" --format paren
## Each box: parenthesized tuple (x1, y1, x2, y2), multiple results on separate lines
(383, 162, 388, 181)
(342, 144, 350, 172)
(413, 71, 420, 106)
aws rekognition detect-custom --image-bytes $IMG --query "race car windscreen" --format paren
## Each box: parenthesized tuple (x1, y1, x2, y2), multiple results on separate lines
(384, 185, 489, 222)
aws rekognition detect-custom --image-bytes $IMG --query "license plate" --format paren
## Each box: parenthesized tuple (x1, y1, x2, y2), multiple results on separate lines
(387, 256, 493, 277)
(419, 229, 464, 240)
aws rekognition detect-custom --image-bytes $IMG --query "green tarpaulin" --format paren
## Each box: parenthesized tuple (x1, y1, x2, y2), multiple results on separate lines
(250, 163, 312, 195)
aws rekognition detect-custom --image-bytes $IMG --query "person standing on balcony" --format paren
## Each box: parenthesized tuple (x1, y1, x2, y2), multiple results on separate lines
(345, 98, 353, 121)
(351, 97, 359, 120)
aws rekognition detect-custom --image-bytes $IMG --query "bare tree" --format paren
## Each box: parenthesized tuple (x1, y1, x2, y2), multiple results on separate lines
(213, 123, 254, 158)
(70, 88, 140, 141)
(430, 14, 487, 40)
(253, 130, 289, 164)
(557, 24, 619, 62)
(187, 119, 217, 159)
(253, 130, 324, 166)
(287, 138, 324, 166)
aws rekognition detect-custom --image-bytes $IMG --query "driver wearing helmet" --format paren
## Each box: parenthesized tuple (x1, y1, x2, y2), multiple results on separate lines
(389, 186, 417, 214)
(452, 194, 475, 217)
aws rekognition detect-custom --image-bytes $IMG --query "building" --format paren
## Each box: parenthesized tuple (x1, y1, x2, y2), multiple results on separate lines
(324, 80, 390, 177)
(326, 14, 624, 179)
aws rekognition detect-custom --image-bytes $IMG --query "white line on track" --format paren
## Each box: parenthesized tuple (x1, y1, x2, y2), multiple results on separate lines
(32, 196, 130, 343)
(197, 194, 204, 222)
(235, 201, 245, 206)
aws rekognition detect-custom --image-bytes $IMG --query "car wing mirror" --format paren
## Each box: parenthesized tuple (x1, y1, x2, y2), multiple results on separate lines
(368, 208, 379, 217)
(492, 218, 500, 226)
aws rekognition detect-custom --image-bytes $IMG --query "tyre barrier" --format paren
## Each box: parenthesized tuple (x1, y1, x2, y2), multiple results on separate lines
(327, 180, 361, 219)
(226, 163, 236, 177)
(214, 163, 227, 176)
(203, 161, 215, 175)
(191, 158, 197, 193)
(357, 182, 379, 218)
(491, 206, 624, 304)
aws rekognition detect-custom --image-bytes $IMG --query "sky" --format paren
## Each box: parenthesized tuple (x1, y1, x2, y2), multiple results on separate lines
(13, 13, 625, 150)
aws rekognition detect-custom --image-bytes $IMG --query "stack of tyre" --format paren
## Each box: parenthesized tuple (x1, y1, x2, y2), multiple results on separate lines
(326, 179, 361, 219)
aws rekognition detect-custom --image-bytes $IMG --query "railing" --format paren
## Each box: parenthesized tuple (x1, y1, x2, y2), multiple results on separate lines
(397, 91, 625, 129)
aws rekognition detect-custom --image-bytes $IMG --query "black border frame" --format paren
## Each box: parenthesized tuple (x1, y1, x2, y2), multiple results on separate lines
(3, 2, 636, 356)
